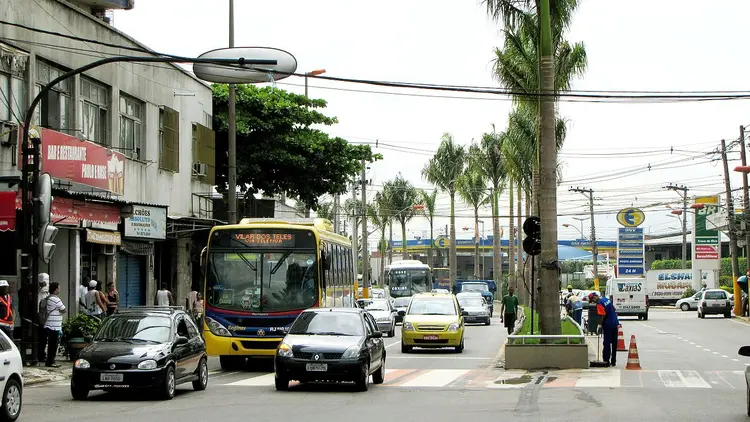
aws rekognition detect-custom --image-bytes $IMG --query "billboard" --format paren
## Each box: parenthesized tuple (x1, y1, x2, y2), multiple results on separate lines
(692, 196, 721, 270)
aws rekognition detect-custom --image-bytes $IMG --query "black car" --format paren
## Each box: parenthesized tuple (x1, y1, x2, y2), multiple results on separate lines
(274, 308, 386, 392)
(70, 306, 208, 400)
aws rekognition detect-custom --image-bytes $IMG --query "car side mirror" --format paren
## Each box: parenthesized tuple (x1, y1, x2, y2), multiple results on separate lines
(739, 346, 750, 357)
(398, 310, 406, 317)
(461, 311, 469, 316)
(174, 335, 189, 347)
(370, 331, 383, 339)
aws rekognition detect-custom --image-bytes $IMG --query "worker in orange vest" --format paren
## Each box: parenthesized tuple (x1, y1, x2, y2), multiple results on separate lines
(0, 280, 13, 339)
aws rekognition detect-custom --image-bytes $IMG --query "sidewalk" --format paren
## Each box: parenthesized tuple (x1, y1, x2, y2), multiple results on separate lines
(23, 364, 71, 386)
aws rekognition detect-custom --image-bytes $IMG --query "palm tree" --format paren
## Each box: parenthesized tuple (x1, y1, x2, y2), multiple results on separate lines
(379, 180, 396, 264)
(457, 168, 489, 279)
(368, 192, 391, 282)
(419, 189, 438, 267)
(386, 174, 420, 260)
(422, 133, 466, 288)
(470, 127, 508, 289)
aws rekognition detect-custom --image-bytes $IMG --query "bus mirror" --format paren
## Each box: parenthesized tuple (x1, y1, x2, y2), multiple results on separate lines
(200, 247, 207, 276)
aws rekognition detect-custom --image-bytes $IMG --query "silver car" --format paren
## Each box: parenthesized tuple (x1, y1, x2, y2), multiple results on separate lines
(363, 298, 397, 337)
(456, 293, 491, 325)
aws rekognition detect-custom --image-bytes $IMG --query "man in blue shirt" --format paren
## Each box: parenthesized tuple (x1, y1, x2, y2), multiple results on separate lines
(590, 291, 620, 367)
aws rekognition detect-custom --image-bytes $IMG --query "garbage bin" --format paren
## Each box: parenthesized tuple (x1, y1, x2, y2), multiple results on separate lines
(586, 304, 600, 335)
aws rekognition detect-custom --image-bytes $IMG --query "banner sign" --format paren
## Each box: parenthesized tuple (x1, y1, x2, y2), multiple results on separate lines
(692, 196, 721, 269)
(617, 227, 645, 276)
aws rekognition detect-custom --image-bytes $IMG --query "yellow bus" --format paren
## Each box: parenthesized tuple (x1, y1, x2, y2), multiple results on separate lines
(199, 217, 356, 370)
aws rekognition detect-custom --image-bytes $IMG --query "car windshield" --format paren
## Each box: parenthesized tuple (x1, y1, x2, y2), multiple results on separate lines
(458, 298, 485, 307)
(206, 249, 318, 313)
(408, 298, 457, 316)
(289, 311, 365, 336)
(462, 283, 489, 293)
(94, 315, 171, 343)
(365, 300, 389, 311)
(393, 298, 411, 307)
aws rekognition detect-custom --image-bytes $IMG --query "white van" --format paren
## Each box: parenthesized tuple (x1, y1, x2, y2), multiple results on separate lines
(606, 278, 649, 320)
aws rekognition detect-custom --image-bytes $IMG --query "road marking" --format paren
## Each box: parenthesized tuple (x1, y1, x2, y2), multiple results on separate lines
(575, 370, 621, 388)
(399, 369, 469, 388)
(226, 373, 275, 386)
(704, 349, 712, 352)
(658, 370, 710, 388)
(733, 359, 740, 362)
(388, 356, 492, 360)
(712, 351, 720, 355)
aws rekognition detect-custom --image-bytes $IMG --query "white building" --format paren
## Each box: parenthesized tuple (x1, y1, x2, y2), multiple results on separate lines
(0, 0, 219, 323)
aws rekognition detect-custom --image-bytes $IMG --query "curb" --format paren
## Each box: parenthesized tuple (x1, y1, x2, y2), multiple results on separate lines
(489, 306, 526, 369)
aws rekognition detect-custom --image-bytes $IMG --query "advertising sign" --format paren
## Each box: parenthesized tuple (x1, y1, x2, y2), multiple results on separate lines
(22, 128, 126, 195)
(617, 227, 645, 276)
(616, 207, 645, 228)
(692, 196, 721, 269)
(645, 270, 714, 302)
(123, 205, 166, 240)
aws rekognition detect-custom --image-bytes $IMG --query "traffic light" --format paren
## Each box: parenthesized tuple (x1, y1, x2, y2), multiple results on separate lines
(37, 173, 57, 263)
(522, 216, 541, 256)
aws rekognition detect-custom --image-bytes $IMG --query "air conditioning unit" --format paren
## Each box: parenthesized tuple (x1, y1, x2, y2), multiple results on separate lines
(100, 244, 116, 255)
(193, 162, 207, 177)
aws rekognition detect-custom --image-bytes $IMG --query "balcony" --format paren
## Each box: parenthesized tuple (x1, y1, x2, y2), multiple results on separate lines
(70, 0, 134, 11)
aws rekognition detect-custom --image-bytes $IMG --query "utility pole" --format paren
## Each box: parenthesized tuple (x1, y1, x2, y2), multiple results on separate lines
(721, 139, 742, 315)
(740, 126, 750, 262)
(665, 184, 689, 269)
(226, 0, 238, 224)
(351, 178, 359, 296)
(569, 187, 598, 288)
(361, 160, 369, 298)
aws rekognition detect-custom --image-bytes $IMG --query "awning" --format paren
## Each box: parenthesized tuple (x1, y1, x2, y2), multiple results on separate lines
(0, 191, 16, 232)
(14, 194, 120, 226)
(86, 229, 121, 245)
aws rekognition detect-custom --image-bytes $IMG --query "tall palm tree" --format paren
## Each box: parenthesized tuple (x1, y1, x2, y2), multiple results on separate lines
(470, 127, 508, 289)
(422, 133, 466, 288)
(379, 180, 396, 264)
(419, 189, 438, 267)
(387, 174, 420, 260)
(368, 192, 391, 282)
(457, 169, 489, 279)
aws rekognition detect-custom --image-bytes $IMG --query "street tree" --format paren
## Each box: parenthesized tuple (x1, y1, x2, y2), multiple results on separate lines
(386, 174, 421, 260)
(457, 167, 490, 279)
(418, 188, 438, 267)
(212, 84, 381, 211)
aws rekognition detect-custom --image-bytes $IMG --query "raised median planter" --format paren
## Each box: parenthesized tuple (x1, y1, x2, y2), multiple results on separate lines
(503, 313, 589, 370)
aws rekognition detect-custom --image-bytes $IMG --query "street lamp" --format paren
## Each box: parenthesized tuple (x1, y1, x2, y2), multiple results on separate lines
(304, 69, 326, 98)
(562, 223, 586, 240)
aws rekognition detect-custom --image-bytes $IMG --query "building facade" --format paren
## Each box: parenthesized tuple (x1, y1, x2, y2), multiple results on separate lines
(0, 0, 218, 327)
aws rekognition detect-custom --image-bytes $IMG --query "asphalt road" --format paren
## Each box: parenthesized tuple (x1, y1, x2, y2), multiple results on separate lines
(19, 309, 750, 421)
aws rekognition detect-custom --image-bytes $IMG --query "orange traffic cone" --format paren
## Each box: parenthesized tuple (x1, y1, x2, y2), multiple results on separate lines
(617, 325, 627, 352)
(625, 335, 642, 370)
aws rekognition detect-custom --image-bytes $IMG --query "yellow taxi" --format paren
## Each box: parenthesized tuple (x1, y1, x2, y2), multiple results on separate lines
(399, 292, 466, 353)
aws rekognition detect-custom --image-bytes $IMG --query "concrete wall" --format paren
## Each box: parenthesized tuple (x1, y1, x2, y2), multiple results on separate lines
(504, 344, 589, 370)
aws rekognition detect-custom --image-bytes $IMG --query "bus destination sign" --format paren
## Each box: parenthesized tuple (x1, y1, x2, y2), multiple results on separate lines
(234, 232, 295, 247)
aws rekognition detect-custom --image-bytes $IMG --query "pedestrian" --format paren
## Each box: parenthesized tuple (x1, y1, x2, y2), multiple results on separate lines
(567, 292, 583, 326)
(500, 286, 519, 335)
(41, 282, 66, 367)
(0, 281, 13, 340)
(155, 283, 173, 306)
(589, 291, 620, 367)
(37, 273, 50, 363)
(194, 293, 204, 329)
(83, 280, 106, 319)
(78, 276, 90, 314)
(105, 282, 119, 316)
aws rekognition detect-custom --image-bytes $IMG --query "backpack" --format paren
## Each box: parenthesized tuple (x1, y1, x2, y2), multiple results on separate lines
(37, 295, 51, 325)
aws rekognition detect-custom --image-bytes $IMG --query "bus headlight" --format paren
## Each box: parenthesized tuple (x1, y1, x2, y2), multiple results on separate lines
(206, 317, 231, 337)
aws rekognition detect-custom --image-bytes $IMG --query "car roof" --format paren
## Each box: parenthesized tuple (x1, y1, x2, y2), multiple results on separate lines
(304, 307, 364, 314)
(114, 306, 185, 319)
(412, 292, 455, 299)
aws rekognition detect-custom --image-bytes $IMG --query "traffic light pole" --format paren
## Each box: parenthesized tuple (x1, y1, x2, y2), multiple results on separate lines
(18, 54, 277, 364)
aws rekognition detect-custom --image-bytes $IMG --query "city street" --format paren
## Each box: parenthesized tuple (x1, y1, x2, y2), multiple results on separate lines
(19, 309, 750, 421)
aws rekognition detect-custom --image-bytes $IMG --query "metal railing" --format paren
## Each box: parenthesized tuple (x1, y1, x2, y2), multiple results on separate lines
(507, 334, 585, 345)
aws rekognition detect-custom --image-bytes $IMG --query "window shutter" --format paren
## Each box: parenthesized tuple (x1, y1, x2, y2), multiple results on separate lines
(197, 124, 216, 185)
(160, 106, 180, 172)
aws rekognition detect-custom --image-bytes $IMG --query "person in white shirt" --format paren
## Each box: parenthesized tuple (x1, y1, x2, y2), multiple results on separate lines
(37, 273, 50, 363)
(83, 280, 106, 319)
(155, 283, 173, 307)
(41, 282, 66, 367)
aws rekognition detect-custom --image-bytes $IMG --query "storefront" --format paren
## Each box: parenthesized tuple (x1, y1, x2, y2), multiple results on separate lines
(121, 204, 167, 306)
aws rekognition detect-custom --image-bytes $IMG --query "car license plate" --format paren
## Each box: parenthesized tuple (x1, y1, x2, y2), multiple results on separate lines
(305, 363, 327, 372)
(423, 335, 439, 340)
(100, 373, 123, 382)
(712, 303, 721, 307)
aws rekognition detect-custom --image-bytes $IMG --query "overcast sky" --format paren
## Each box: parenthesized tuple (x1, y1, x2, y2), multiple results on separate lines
(115, 0, 750, 246)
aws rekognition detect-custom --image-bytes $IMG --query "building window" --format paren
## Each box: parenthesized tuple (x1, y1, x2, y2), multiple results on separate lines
(159, 106, 179, 172)
(80, 76, 109, 146)
(34, 60, 71, 133)
(119, 94, 144, 160)
(203, 111, 212, 129)
(0, 48, 27, 123)
(192, 122, 215, 185)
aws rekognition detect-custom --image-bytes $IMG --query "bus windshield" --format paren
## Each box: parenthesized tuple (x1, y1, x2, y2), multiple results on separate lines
(205, 228, 319, 313)
(389, 268, 431, 298)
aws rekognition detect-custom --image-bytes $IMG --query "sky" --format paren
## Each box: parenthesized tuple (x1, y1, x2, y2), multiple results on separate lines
(114, 0, 750, 248)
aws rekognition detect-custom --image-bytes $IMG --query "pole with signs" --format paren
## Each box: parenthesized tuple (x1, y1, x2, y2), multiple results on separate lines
(615, 207, 646, 279)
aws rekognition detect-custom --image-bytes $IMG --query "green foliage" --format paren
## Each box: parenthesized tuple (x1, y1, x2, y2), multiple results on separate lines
(211, 84, 382, 209)
(682, 287, 696, 298)
(514, 306, 582, 344)
(719, 285, 734, 295)
(650, 258, 748, 278)
(62, 314, 101, 341)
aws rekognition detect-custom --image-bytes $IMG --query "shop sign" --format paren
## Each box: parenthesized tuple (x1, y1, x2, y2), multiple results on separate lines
(86, 229, 121, 245)
(124, 205, 166, 240)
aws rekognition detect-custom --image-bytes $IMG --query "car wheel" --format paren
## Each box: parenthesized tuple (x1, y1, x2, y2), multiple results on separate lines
(401, 342, 411, 353)
(372, 356, 386, 384)
(355, 363, 369, 392)
(725, 312, 731, 318)
(274, 375, 289, 391)
(0, 378, 21, 421)
(192, 357, 209, 391)
(162, 365, 176, 400)
(485, 318, 491, 326)
(680, 303, 690, 311)
(455, 338, 464, 353)
(70, 384, 89, 401)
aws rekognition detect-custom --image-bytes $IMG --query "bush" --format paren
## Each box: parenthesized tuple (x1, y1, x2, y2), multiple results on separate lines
(682, 287, 696, 298)
(62, 314, 101, 341)
(514, 307, 582, 345)
(720, 285, 734, 294)
(650, 258, 748, 276)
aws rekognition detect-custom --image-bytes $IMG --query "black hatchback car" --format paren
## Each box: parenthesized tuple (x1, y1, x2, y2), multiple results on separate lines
(274, 308, 386, 392)
(71, 306, 208, 400)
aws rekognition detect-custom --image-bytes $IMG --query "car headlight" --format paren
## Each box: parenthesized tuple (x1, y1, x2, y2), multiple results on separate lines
(403, 321, 415, 331)
(377, 317, 391, 322)
(277, 342, 293, 358)
(206, 317, 232, 337)
(478, 311, 488, 316)
(74, 359, 90, 369)
(447, 322, 461, 332)
(342, 346, 361, 359)
(137, 359, 157, 370)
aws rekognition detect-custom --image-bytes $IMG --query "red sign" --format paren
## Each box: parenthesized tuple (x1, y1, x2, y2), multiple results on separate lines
(0, 192, 16, 231)
(21, 128, 125, 195)
(695, 245, 719, 260)
(14, 194, 119, 226)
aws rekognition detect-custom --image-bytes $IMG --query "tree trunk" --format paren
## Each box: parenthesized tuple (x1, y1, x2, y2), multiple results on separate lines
(537, 0, 560, 336)
(380, 229, 386, 284)
(492, 186, 502, 291)
(517, 185, 526, 305)
(474, 207, 480, 279)
(449, 191, 457, 290)
(388, 221, 393, 264)
(428, 220, 434, 267)
(508, 180, 515, 293)
(401, 220, 408, 260)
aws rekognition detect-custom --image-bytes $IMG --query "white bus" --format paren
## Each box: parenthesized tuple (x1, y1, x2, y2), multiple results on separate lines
(383, 260, 432, 299)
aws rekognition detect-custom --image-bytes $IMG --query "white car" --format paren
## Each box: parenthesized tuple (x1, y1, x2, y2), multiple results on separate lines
(0, 330, 22, 421)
